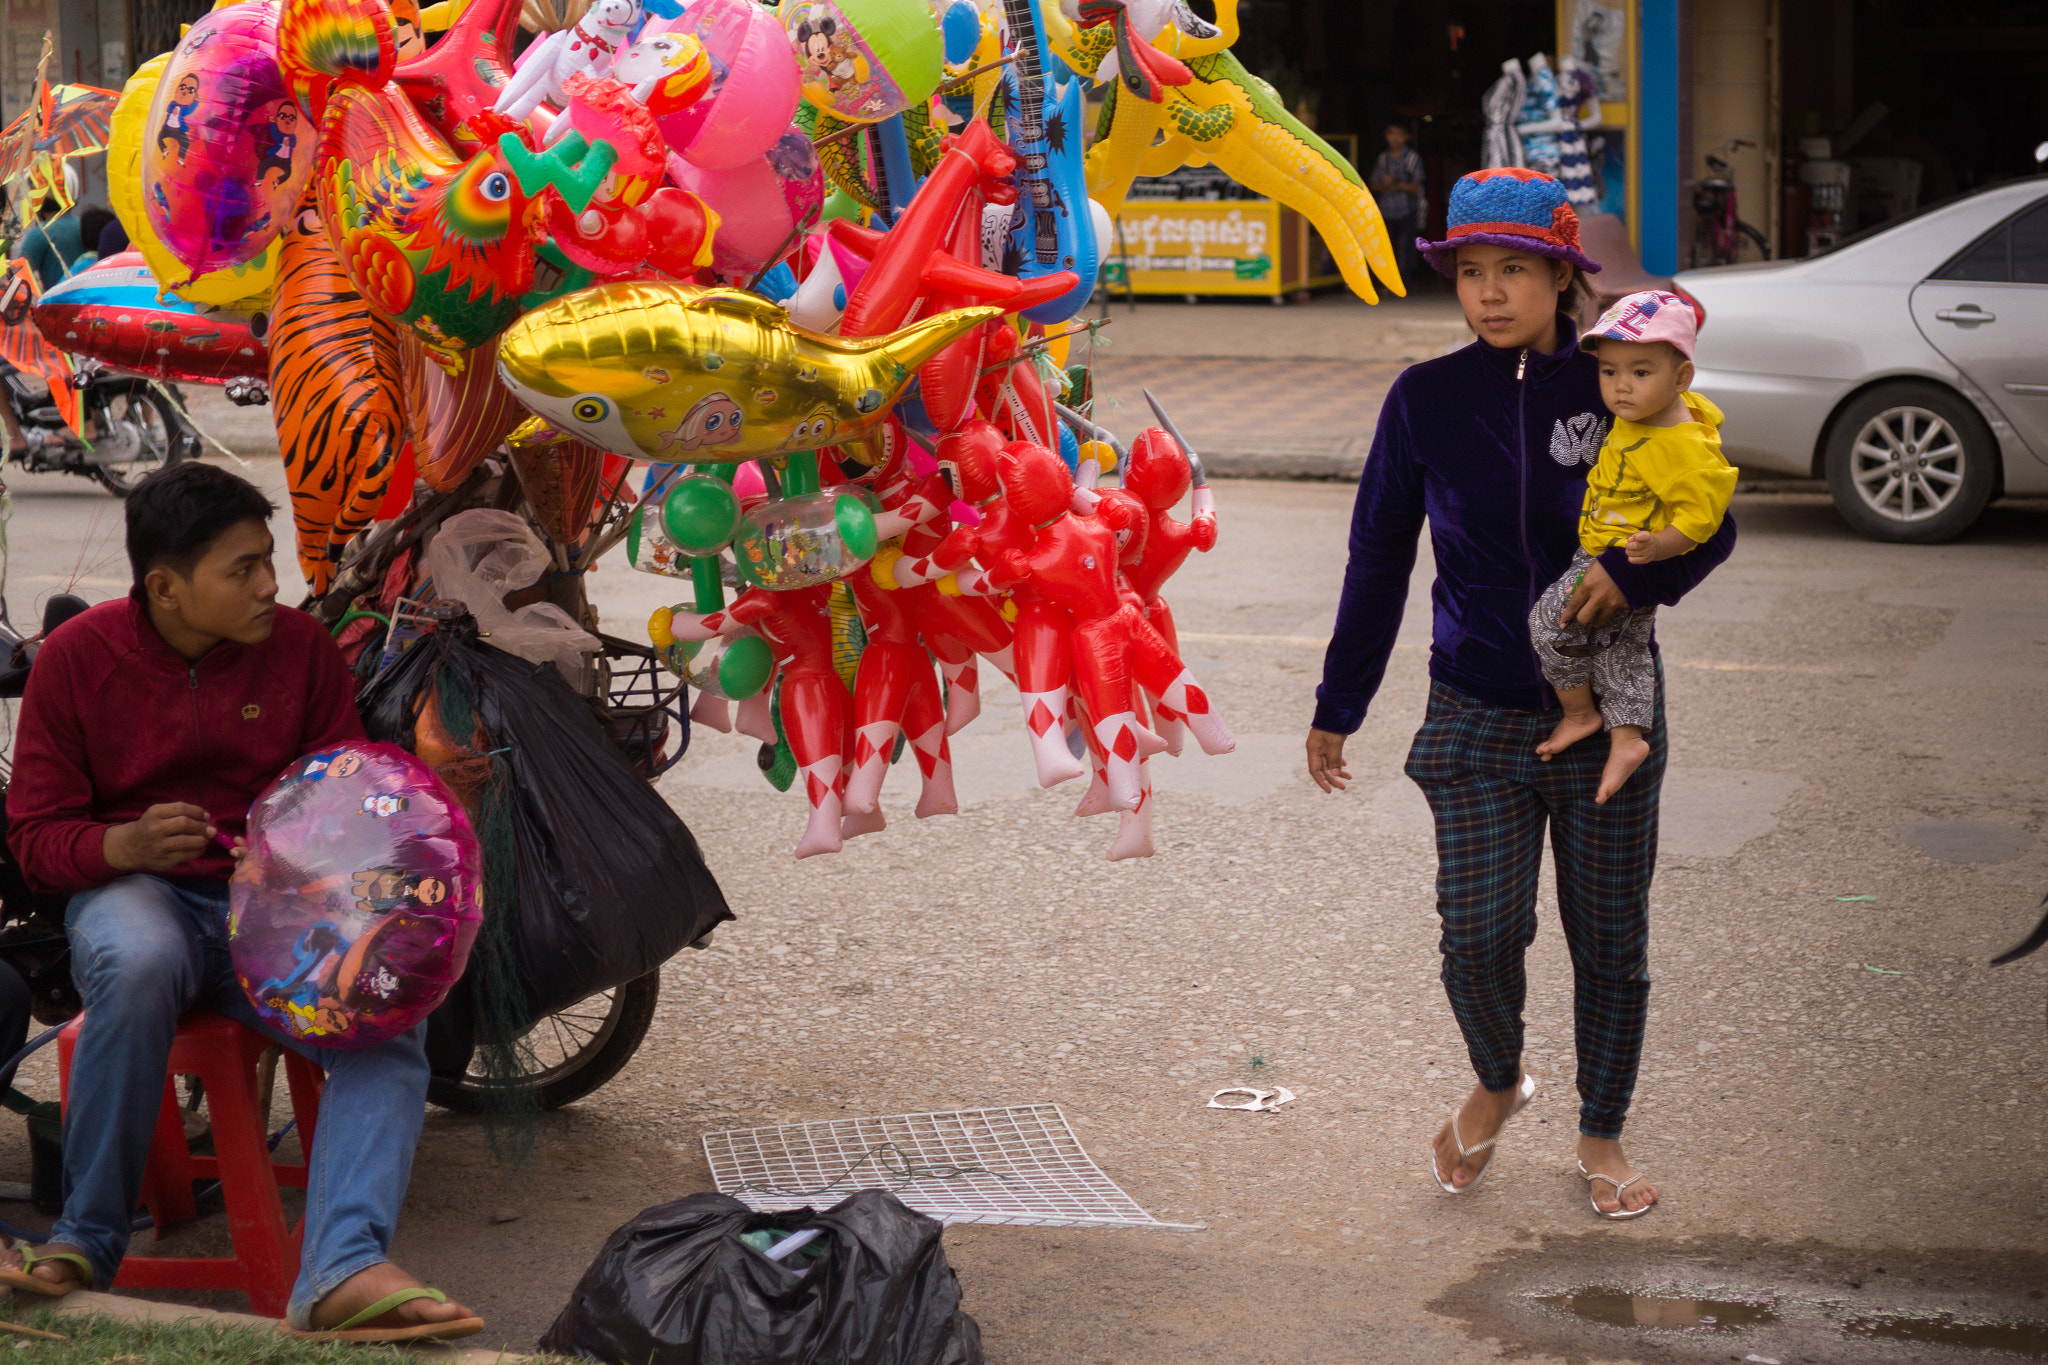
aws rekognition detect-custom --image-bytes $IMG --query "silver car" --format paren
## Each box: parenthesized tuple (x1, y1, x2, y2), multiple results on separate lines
(1674, 175, 2048, 543)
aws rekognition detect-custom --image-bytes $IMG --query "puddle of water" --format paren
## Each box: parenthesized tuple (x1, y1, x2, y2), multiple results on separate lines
(1844, 1312, 2048, 1355)
(1533, 1288, 1777, 1333)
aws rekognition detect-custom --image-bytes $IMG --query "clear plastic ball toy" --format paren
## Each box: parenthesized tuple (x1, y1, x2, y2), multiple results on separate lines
(230, 742, 483, 1048)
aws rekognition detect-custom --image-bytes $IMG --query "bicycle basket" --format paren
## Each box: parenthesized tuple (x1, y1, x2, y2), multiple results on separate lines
(590, 633, 689, 781)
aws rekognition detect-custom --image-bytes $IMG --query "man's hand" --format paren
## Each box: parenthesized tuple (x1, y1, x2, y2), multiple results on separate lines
(103, 803, 211, 873)
(1306, 729, 1352, 793)
(1561, 559, 1632, 628)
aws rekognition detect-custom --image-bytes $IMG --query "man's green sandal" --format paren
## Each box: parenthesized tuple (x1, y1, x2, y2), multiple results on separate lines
(0, 1246, 91, 1297)
(278, 1286, 486, 1343)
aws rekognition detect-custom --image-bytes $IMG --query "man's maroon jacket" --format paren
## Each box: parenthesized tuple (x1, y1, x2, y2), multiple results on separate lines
(6, 590, 364, 892)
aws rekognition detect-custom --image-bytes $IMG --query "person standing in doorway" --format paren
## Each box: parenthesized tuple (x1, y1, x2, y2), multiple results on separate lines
(1305, 169, 1736, 1219)
(1370, 122, 1428, 290)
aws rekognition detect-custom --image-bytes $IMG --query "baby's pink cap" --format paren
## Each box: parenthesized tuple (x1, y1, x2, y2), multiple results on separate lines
(1581, 289, 1699, 360)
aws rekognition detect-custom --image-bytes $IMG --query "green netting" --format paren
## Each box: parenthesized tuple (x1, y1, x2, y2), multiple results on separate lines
(435, 663, 540, 1163)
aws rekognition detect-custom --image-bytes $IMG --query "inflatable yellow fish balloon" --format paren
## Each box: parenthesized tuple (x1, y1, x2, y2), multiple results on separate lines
(496, 282, 999, 462)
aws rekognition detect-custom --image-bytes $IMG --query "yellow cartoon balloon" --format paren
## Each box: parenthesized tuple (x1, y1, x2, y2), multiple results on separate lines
(108, 52, 277, 309)
(496, 282, 1000, 462)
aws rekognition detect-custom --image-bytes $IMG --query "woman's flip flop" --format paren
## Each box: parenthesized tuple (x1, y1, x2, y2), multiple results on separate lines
(0, 1246, 90, 1297)
(1430, 1073, 1537, 1194)
(1579, 1159, 1656, 1220)
(278, 1286, 486, 1343)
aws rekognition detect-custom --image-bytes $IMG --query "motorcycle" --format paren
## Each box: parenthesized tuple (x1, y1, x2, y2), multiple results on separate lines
(0, 362, 197, 498)
(0, 264, 197, 498)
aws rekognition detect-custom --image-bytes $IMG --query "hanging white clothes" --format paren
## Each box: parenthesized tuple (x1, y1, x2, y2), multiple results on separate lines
(1481, 58, 1526, 170)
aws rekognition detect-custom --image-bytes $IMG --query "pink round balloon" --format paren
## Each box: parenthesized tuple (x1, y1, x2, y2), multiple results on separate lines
(142, 1, 314, 279)
(666, 127, 823, 276)
(649, 0, 803, 170)
(231, 742, 483, 1049)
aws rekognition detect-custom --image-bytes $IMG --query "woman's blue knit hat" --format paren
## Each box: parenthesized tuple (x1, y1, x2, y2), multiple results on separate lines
(1416, 168, 1602, 276)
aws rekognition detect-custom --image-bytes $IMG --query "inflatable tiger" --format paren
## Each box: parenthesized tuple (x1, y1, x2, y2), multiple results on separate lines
(270, 188, 406, 592)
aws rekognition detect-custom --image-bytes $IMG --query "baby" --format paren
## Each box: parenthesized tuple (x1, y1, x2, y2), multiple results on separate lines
(1530, 290, 1737, 802)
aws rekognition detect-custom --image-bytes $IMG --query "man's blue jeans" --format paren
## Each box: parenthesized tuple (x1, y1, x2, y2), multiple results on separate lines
(58, 874, 430, 1328)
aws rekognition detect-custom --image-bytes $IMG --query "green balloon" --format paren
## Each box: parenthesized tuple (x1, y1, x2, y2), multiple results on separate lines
(663, 475, 742, 554)
(833, 492, 879, 562)
(717, 636, 775, 700)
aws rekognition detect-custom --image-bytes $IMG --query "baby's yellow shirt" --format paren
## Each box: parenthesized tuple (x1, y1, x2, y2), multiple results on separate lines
(1578, 391, 1738, 553)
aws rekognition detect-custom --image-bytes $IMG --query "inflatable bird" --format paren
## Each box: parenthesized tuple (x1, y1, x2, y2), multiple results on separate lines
(1081, 0, 1401, 303)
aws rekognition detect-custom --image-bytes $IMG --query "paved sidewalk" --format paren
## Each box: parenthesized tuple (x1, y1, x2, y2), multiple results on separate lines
(1077, 290, 1467, 478)
(1090, 355, 1404, 479)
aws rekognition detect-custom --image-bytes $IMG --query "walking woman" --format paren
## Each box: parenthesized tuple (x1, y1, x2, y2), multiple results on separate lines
(1305, 170, 1735, 1218)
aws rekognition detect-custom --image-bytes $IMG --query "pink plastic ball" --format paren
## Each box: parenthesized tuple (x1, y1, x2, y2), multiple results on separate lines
(142, 1, 312, 279)
(666, 127, 823, 276)
(230, 742, 483, 1049)
(648, 0, 803, 170)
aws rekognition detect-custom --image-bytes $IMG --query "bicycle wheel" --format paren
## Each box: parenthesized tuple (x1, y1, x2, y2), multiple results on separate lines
(426, 970, 661, 1113)
(91, 386, 187, 496)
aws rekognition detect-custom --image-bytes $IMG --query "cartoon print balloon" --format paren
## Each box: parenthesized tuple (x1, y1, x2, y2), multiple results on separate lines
(494, 281, 1000, 462)
(110, 53, 280, 307)
(783, 0, 943, 123)
(230, 742, 482, 1048)
(142, 2, 316, 282)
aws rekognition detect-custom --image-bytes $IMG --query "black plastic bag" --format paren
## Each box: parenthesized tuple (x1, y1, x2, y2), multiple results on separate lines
(540, 1191, 984, 1365)
(359, 621, 732, 1018)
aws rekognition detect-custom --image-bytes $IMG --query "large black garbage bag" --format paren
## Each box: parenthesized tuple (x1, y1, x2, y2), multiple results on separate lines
(540, 1191, 984, 1365)
(359, 621, 732, 1018)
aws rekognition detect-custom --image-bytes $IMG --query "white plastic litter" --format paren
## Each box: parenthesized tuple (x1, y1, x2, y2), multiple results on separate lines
(419, 508, 599, 685)
(1206, 1086, 1296, 1113)
(703, 1103, 1199, 1230)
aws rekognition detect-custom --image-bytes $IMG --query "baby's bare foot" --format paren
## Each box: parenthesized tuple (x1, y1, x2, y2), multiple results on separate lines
(1538, 709, 1604, 761)
(1595, 730, 1652, 803)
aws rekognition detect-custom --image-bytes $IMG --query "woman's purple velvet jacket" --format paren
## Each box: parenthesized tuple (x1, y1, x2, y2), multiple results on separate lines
(1312, 320, 1736, 734)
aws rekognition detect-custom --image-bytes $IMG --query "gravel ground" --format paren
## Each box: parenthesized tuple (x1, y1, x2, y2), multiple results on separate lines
(0, 465, 2042, 1362)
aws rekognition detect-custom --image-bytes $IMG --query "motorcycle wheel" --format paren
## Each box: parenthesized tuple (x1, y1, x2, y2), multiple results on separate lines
(426, 970, 660, 1113)
(90, 386, 187, 497)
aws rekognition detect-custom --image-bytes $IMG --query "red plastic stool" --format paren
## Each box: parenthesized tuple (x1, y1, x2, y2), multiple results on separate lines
(57, 1010, 324, 1317)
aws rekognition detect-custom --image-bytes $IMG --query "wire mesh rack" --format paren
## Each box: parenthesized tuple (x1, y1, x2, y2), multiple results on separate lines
(702, 1104, 1199, 1230)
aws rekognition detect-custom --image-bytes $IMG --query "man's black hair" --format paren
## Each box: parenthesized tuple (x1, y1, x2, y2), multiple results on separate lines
(125, 461, 275, 585)
(76, 205, 115, 251)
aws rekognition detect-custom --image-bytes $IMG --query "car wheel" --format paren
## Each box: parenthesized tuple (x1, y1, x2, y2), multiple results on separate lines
(1824, 382, 1996, 544)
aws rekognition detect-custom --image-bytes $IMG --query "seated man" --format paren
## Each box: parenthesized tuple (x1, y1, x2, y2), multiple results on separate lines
(2, 462, 480, 1343)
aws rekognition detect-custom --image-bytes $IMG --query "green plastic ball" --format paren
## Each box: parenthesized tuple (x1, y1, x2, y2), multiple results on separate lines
(717, 635, 775, 700)
(662, 475, 742, 554)
(833, 492, 879, 562)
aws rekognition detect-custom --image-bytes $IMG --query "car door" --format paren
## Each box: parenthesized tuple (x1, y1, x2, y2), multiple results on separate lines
(1909, 194, 2048, 461)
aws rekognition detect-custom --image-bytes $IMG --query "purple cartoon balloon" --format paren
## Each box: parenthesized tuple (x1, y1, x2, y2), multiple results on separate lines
(230, 742, 483, 1049)
(142, 1, 314, 282)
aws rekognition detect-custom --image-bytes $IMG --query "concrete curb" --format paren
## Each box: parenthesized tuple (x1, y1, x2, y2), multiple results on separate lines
(40, 1289, 535, 1361)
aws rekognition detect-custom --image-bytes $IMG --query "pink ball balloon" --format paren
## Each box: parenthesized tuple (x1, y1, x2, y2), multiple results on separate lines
(649, 0, 803, 170)
(142, 1, 313, 279)
(667, 127, 823, 276)
(230, 743, 483, 1049)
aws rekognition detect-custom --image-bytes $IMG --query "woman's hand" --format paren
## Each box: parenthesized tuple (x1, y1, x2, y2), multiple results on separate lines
(1561, 559, 1632, 627)
(1306, 729, 1353, 793)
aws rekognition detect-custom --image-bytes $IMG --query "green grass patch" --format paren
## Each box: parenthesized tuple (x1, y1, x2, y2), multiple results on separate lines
(0, 1306, 564, 1364)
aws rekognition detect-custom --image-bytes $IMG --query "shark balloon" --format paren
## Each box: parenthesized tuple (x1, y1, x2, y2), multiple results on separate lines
(495, 282, 999, 462)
